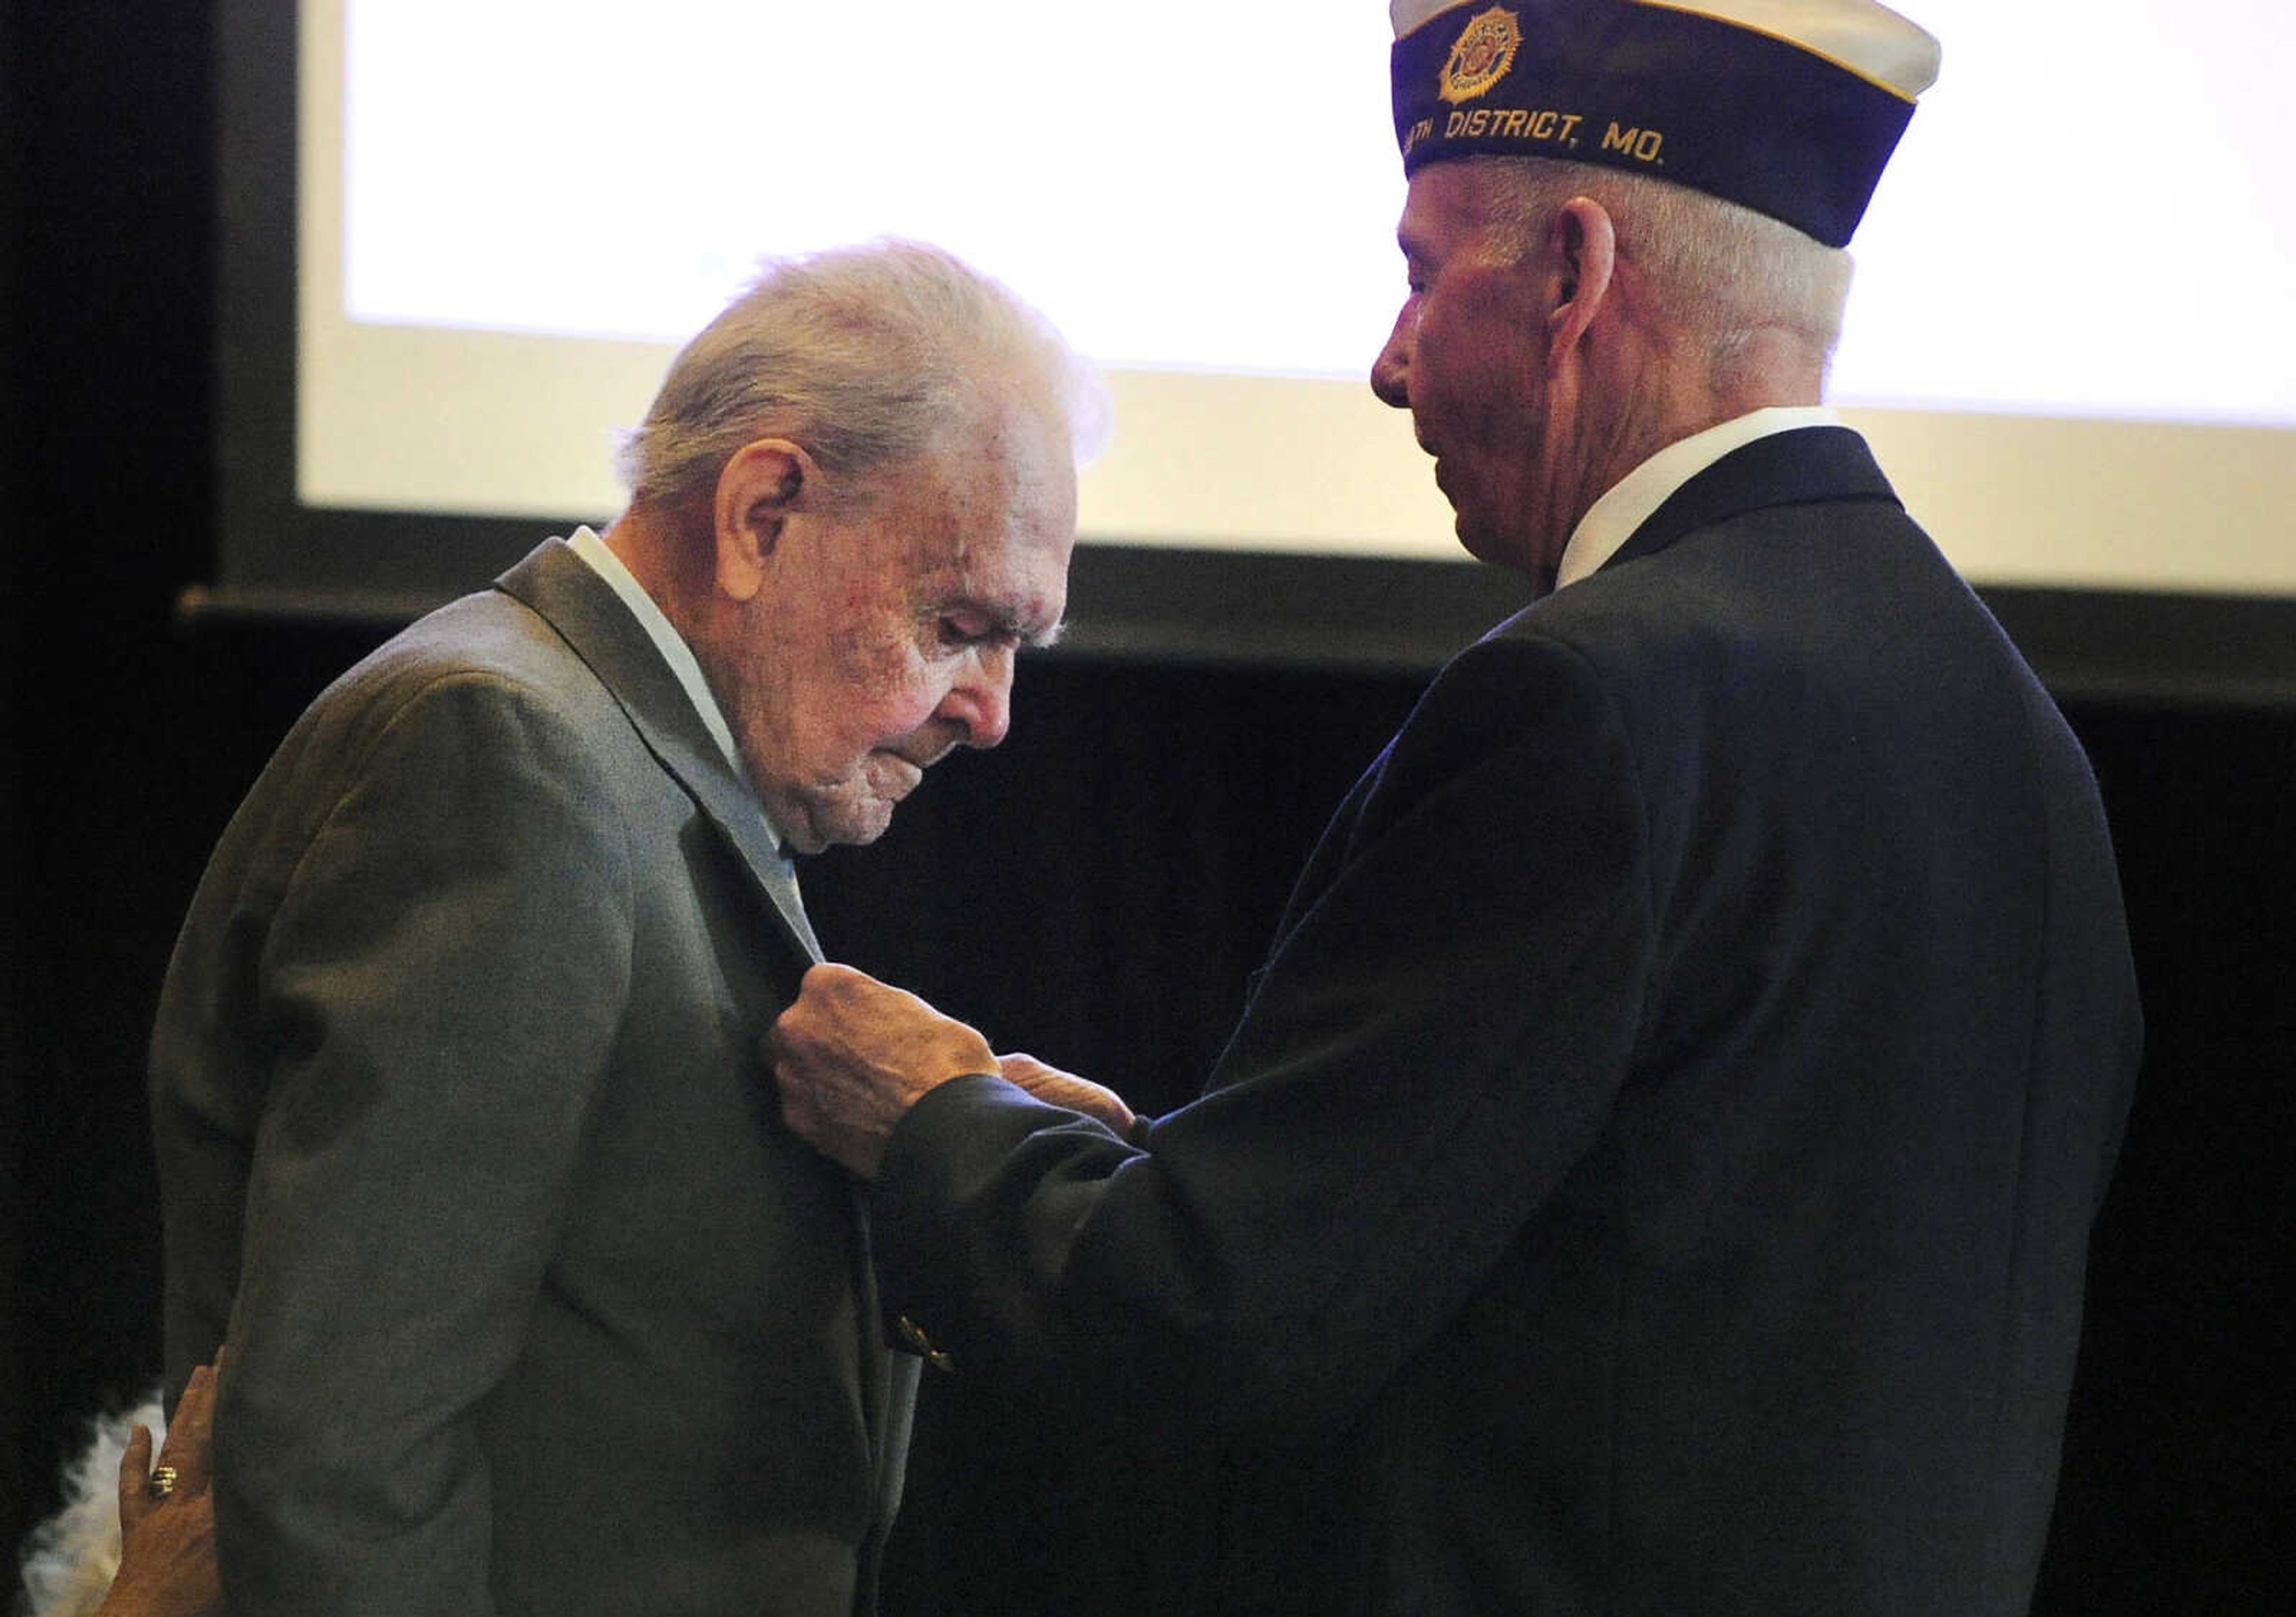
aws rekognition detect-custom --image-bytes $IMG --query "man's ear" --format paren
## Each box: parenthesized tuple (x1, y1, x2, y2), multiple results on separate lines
(1546, 195, 1618, 362)
(713, 438, 818, 603)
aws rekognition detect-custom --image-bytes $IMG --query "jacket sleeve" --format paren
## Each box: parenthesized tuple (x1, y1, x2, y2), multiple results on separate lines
(871, 632, 1655, 1439)
(211, 670, 635, 1615)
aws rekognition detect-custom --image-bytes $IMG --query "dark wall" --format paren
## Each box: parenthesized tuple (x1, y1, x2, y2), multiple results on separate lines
(2034, 707, 2294, 1612)
(1, 0, 26, 1557)
(2, 0, 222, 1558)
(3, 4, 2289, 1610)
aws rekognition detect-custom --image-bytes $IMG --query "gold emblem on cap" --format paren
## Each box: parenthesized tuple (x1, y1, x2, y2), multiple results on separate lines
(1439, 6, 1522, 107)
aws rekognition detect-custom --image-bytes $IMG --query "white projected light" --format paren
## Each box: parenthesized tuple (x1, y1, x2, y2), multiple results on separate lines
(1831, 0, 2296, 426)
(307, 0, 2296, 594)
(344, 0, 1400, 377)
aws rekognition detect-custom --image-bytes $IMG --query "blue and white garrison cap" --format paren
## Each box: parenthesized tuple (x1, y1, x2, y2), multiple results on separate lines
(1389, 0, 1942, 246)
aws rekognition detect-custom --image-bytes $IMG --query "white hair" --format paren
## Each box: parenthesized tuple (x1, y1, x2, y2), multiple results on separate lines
(16, 1393, 163, 1617)
(1470, 157, 1857, 390)
(615, 239, 1107, 512)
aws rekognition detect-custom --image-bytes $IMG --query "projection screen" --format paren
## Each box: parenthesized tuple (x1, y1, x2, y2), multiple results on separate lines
(212, 0, 2296, 695)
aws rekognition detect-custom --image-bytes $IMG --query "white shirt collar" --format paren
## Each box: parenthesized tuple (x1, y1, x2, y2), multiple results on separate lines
(1553, 406, 1842, 592)
(564, 527, 797, 852)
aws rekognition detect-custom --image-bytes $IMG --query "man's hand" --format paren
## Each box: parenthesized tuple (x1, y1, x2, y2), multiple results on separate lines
(105, 1361, 224, 1617)
(998, 1052, 1138, 1139)
(770, 963, 999, 1179)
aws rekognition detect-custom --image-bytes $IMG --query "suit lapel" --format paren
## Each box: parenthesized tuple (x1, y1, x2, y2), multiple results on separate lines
(1601, 426, 1900, 576)
(497, 539, 912, 1539)
(493, 539, 821, 968)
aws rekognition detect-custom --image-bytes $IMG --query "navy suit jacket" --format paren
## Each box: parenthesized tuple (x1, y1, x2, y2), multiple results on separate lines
(872, 429, 2141, 1613)
(152, 540, 915, 1615)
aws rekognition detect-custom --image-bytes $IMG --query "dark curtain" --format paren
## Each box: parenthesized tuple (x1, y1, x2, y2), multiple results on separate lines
(1, 0, 219, 1557)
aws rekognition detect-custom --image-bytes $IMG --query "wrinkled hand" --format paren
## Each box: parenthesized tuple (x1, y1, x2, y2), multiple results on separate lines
(106, 1361, 224, 1617)
(771, 964, 999, 1179)
(998, 1052, 1138, 1139)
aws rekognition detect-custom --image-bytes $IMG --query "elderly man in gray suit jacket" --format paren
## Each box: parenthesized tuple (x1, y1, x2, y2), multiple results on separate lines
(148, 240, 1101, 1616)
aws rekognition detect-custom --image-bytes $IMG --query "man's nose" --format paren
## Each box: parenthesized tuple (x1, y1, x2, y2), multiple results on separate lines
(1371, 322, 1410, 410)
(943, 650, 1015, 750)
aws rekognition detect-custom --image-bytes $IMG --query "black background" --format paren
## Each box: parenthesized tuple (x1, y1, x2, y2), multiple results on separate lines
(4, 4, 2289, 1610)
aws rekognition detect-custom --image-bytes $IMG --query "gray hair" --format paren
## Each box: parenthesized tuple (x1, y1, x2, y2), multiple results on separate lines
(1468, 157, 1857, 391)
(616, 240, 1107, 510)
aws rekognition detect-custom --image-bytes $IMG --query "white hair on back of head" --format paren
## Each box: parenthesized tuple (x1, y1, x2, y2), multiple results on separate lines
(615, 239, 1109, 511)
(1470, 157, 1857, 390)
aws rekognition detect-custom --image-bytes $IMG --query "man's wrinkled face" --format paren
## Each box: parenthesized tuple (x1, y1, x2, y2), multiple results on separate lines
(1372, 163, 1552, 571)
(707, 414, 1076, 853)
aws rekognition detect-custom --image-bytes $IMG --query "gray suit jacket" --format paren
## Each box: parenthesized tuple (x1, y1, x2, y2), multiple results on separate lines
(151, 539, 916, 1615)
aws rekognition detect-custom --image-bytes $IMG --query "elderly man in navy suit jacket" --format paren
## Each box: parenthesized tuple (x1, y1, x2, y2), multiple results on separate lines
(151, 240, 1100, 1615)
(771, 4, 2142, 1613)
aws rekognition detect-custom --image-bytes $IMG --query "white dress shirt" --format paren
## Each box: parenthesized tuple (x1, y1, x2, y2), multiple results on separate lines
(565, 525, 803, 862)
(1553, 406, 1843, 592)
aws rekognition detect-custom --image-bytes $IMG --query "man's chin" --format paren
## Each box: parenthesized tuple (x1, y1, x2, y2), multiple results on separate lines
(1451, 506, 1503, 563)
(801, 796, 900, 852)
(1448, 503, 1545, 575)
(844, 805, 899, 846)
